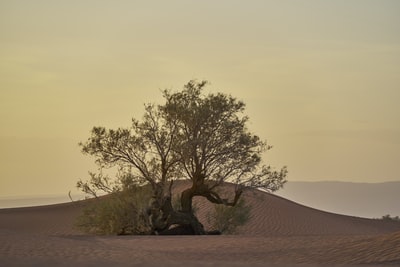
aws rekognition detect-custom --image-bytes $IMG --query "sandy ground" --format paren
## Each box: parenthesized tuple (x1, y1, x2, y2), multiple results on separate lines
(1, 185, 400, 267)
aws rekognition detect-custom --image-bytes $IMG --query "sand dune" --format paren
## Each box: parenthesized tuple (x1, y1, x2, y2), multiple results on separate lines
(1, 183, 400, 266)
(186, 182, 400, 236)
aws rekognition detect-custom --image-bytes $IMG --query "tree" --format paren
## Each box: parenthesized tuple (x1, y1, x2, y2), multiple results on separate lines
(78, 80, 287, 235)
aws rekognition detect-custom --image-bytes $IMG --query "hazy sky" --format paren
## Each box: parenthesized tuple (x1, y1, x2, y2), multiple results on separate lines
(1, 0, 399, 197)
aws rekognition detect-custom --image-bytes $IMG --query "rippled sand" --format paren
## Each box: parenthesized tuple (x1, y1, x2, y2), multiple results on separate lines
(1, 185, 400, 266)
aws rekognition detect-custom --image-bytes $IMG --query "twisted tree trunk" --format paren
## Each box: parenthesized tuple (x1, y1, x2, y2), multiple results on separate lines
(148, 181, 206, 235)
(178, 186, 205, 234)
(149, 179, 242, 235)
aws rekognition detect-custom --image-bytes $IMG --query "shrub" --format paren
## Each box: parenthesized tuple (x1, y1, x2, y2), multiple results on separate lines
(207, 198, 251, 234)
(76, 185, 152, 235)
(380, 214, 400, 222)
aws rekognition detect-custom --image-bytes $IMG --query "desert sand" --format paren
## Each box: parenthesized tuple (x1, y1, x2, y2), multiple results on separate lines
(1, 184, 400, 267)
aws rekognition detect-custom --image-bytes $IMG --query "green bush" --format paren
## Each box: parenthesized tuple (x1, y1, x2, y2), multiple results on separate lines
(207, 198, 251, 234)
(380, 214, 400, 222)
(76, 185, 152, 235)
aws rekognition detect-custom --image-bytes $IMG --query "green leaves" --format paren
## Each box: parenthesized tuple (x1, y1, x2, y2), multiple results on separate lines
(75, 185, 153, 235)
(207, 198, 251, 234)
(79, 78, 287, 199)
(162, 80, 287, 192)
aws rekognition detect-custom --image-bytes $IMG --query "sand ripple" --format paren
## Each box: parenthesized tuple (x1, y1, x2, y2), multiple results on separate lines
(1, 183, 400, 266)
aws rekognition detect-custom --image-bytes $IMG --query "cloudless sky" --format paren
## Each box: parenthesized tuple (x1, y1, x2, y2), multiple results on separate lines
(1, 0, 399, 197)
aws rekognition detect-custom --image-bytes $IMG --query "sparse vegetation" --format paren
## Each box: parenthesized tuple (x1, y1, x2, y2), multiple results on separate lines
(380, 214, 400, 222)
(76, 185, 153, 235)
(77, 80, 287, 235)
(207, 198, 251, 234)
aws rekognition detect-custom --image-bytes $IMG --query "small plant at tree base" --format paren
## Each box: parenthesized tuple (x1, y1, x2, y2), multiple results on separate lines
(380, 214, 400, 222)
(207, 198, 251, 234)
(76, 185, 153, 235)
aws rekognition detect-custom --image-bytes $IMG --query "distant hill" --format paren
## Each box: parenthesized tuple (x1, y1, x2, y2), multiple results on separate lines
(0, 193, 86, 209)
(0, 195, 73, 209)
(275, 181, 400, 218)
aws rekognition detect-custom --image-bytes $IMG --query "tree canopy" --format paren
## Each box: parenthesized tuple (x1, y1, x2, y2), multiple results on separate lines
(78, 80, 287, 234)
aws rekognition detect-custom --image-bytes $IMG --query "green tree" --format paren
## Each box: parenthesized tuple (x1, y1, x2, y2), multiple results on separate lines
(78, 80, 287, 235)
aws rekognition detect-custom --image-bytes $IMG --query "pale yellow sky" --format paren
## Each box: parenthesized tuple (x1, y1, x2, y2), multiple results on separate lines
(1, 1, 399, 197)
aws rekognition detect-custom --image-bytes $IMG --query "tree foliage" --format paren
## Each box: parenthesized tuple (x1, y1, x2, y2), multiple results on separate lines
(77, 80, 287, 235)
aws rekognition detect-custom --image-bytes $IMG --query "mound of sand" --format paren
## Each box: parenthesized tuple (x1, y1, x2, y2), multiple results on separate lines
(179, 181, 400, 236)
(1, 182, 400, 266)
